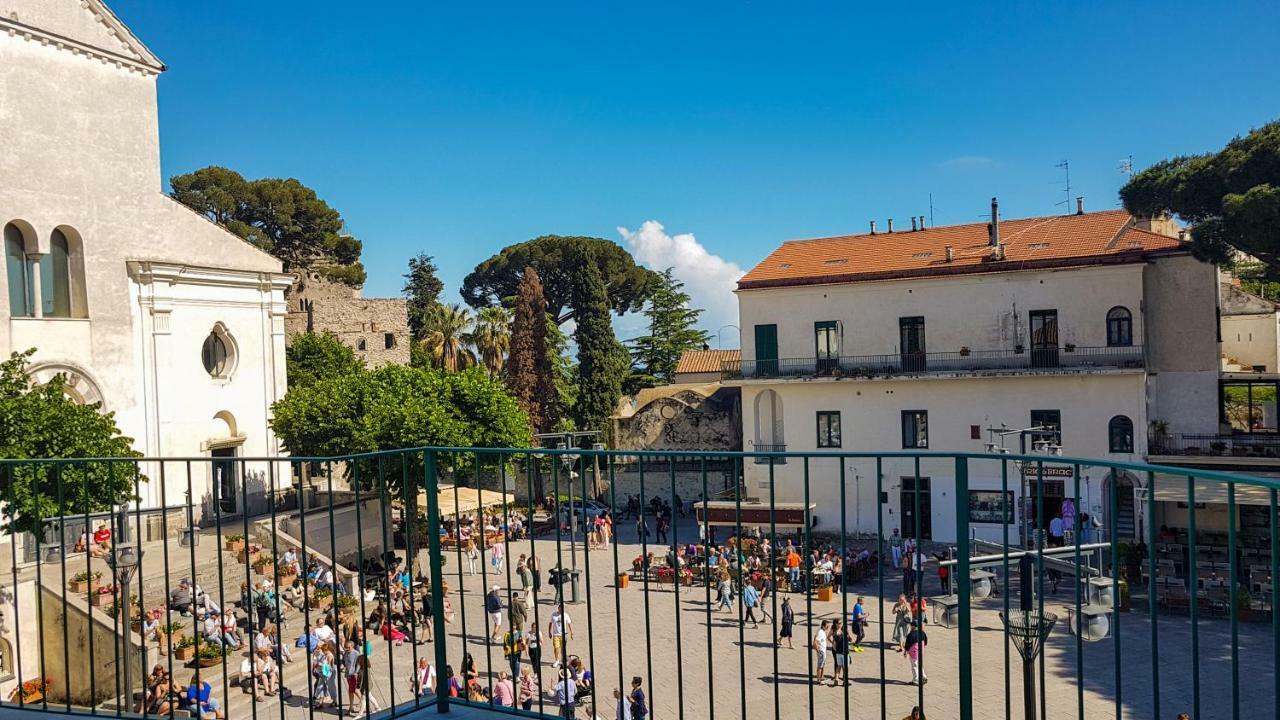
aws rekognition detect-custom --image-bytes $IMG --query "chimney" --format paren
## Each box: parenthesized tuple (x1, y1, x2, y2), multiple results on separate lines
(869, 220, 876, 235)
(944, 245, 954, 262)
(911, 217, 918, 232)
(1076, 197, 1084, 215)
(989, 197, 1000, 247)
(887, 218, 894, 233)
(919, 215, 926, 230)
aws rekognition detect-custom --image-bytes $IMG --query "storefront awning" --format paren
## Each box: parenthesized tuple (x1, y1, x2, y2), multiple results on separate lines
(417, 484, 516, 517)
(694, 500, 817, 529)
(1150, 474, 1279, 507)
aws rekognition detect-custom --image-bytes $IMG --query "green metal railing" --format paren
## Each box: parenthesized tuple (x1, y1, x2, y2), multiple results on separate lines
(0, 448, 1276, 720)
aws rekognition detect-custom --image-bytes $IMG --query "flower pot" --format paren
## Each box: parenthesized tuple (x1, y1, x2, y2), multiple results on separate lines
(196, 655, 223, 668)
(255, 564, 272, 577)
(237, 549, 260, 565)
(90, 592, 115, 607)
(226, 538, 245, 553)
(69, 578, 96, 594)
(309, 596, 333, 610)
(174, 646, 195, 661)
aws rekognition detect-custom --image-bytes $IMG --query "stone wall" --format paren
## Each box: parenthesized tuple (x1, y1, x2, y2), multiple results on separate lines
(612, 384, 742, 453)
(284, 272, 411, 367)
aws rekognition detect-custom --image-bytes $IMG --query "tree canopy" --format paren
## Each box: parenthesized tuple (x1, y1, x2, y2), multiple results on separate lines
(171, 166, 366, 286)
(626, 268, 710, 392)
(460, 236, 661, 324)
(0, 350, 142, 535)
(1121, 120, 1280, 274)
(270, 363, 530, 492)
(286, 332, 364, 389)
(403, 253, 445, 339)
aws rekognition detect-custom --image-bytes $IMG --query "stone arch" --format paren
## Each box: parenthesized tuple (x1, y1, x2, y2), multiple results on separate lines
(51, 224, 89, 318)
(753, 389, 785, 448)
(26, 360, 106, 408)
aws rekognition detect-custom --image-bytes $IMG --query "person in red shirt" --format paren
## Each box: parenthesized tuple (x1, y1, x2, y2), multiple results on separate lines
(92, 523, 113, 557)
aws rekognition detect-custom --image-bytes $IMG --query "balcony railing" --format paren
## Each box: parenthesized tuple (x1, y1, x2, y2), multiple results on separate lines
(0, 447, 1275, 720)
(722, 345, 1144, 380)
(1150, 432, 1280, 458)
(751, 443, 788, 463)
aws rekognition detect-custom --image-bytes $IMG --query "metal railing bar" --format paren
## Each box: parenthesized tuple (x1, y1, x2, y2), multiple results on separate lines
(1073, 465, 1083, 720)
(876, 456, 885, 720)
(700, 457, 715, 720)
(839, 460, 850, 717)
(1108, 469, 1121, 720)
(1146, 469, 1160, 720)
(55, 466, 71, 714)
(1228, 482, 1239, 720)
(767, 456, 779, 720)
(1001, 458, 1010, 720)
(1188, 476, 1200, 720)
(956, 456, 972, 720)
(423, 452, 449, 713)
(609, 455, 624, 720)
(295, 461, 315, 720)
(666, 457, 684, 720)
(83, 460, 100, 716)
(6, 465, 25, 712)
(803, 456, 814, 720)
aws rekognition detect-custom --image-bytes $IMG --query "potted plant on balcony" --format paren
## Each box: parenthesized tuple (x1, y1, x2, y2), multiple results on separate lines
(8, 677, 52, 704)
(69, 570, 101, 593)
(173, 635, 197, 661)
(1148, 419, 1170, 453)
(1064, 342, 1076, 352)
(224, 533, 245, 553)
(1014, 344, 1025, 354)
(959, 346, 971, 357)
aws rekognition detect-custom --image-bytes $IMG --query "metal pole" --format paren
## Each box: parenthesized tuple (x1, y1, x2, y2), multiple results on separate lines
(1020, 553, 1034, 720)
(121, 566, 133, 713)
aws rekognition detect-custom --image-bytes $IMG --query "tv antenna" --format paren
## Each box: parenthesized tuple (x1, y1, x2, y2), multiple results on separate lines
(1119, 155, 1134, 179)
(1054, 160, 1071, 212)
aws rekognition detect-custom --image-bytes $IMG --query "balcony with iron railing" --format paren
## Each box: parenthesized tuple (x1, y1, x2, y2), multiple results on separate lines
(722, 345, 1145, 381)
(1149, 431, 1280, 460)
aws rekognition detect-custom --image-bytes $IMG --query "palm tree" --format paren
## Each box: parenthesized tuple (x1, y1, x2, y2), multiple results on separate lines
(420, 303, 477, 372)
(469, 306, 511, 375)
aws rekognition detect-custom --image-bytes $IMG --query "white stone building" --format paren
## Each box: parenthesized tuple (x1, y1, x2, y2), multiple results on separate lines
(729, 203, 1220, 543)
(0, 0, 293, 517)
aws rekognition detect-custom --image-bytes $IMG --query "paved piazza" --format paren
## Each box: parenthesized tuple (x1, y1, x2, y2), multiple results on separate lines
(61, 515, 1273, 720)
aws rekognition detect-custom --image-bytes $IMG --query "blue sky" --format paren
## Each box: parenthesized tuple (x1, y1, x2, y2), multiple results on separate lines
(113, 0, 1280, 340)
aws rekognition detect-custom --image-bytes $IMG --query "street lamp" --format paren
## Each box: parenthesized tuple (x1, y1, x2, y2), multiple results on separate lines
(106, 527, 144, 713)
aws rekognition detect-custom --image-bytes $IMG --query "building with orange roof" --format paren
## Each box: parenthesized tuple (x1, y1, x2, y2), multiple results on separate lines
(727, 199, 1222, 543)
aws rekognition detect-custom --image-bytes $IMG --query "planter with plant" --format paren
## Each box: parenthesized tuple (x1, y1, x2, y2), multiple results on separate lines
(252, 554, 274, 576)
(225, 534, 245, 553)
(335, 595, 358, 618)
(91, 584, 118, 607)
(196, 643, 225, 668)
(1236, 589, 1254, 621)
(173, 635, 197, 661)
(1064, 342, 1076, 352)
(237, 543, 263, 565)
(69, 570, 101, 593)
(309, 588, 333, 610)
(959, 346, 971, 357)
(7, 677, 53, 704)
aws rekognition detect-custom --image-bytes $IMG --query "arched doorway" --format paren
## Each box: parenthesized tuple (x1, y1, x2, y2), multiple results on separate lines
(753, 389, 785, 451)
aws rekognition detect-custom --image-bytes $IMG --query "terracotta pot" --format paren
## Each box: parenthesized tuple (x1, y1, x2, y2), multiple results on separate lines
(174, 645, 195, 661)
(309, 596, 332, 610)
(69, 579, 96, 594)
(90, 592, 115, 607)
(226, 539, 245, 553)
(196, 655, 223, 668)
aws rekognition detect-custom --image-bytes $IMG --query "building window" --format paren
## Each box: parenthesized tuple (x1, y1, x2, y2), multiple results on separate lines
(1106, 306, 1133, 346)
(4, 223, 31, 317)
(384, 332, 396, 350)
(1030, 409, 1061, 445)
(356, 338, 367, 352)
(816, 411, 841, 448)
(39, 229, 73, 318)
(201, 324, 235, 379)
(1108, 415, 1134, 453)
(901, 410, 928, 448)
(815, 321, 839, 369)
(969, 490, 1014, 524)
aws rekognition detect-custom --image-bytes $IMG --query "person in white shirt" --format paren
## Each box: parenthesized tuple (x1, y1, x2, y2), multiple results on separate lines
(812, 620, 831, 684)
(548, 609, 574, 668)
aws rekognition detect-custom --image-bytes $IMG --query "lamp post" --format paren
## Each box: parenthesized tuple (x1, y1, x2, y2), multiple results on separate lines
(107, 540, 144, 712)
(535, 431, 600, 604)
(984, 425, 1062, 549)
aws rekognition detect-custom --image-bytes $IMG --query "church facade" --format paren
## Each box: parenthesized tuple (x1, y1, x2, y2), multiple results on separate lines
(0, 0, 293, 516)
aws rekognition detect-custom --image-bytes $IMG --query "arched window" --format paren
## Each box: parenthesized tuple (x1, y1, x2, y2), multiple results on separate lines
(202, 324, 236, 379)
(4, 223, 31, 317)
(39, 229, 72, 317)
(1108, 415, 1134, 453)
(1106, 306, 1133, 347)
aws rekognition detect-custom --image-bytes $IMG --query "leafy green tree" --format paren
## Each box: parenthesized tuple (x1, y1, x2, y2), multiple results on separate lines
(0, 350, 142, 535)
(270, 364, 530, 492)
(286, 332, 364, 389)
(505, 268, 558, 432)
(403, 253, 445, 339)
(626, 268, 710, 391)
(570, 259, 629, 435)
(419, 303, 478, 372)
(1121, 120, 1280, 274)
(170, 166, 366, 285)
(461, 236, 660, 324)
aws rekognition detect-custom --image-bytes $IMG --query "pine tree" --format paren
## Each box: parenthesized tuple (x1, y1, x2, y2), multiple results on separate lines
(627, 268, 711, 391)
(505, 267, 557, 433)
(403, 253, 445, 339)
(572, 259, 629, 435)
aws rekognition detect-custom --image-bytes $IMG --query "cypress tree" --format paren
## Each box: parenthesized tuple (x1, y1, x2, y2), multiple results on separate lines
(505, 267, 557, 433)
(572, 259, 629, 436)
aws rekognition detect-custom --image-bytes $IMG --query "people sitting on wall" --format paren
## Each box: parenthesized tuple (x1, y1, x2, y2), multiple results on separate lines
(185, 673, 225, 719)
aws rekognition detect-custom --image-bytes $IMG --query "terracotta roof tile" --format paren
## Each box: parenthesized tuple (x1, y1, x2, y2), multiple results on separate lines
(675, 349, 741, 375)
(738, 210, 1185, 290)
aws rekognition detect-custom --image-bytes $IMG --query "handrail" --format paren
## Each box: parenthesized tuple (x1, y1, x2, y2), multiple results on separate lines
(722, 345, 1144, 380)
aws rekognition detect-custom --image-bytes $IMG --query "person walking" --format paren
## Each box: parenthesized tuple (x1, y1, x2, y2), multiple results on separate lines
(777, 597, 795, 648)
(890, 529, 903, 570)
(529, 554, 543, 600)
(518, 666, 537, 711)
(465, 539, 479, 576)
(904, 626, 929, 685)
(526, 623, 543, 672)
(486, 585, 504, 641)
(891, 594, 912, 652)
(554, 669, 578, 718)
(548, 607, 573, 669)
(742, 581, 761, 628)
(717, 574, 734, 613)
(612, 687, 632, 720)
(503, 624, 524, 679)
(812, 619, 831, 684)
(628, 676, 648, 720)
(851, 596, 868, 652)
(355, 651, 382, 717)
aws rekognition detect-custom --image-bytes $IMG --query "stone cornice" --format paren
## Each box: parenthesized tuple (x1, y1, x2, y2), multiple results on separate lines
(127, 261, 294, 292)
(0, 2, 164, 76)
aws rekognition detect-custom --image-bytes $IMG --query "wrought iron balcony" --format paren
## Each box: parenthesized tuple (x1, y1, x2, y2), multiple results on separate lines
(751, 443, 788, 463)
(722, 345, 1144, 380)
(1150, 432, 1280, 458)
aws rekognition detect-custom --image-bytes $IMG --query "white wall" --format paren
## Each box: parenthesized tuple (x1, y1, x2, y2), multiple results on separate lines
(0, 6, 293, 510)
(739, 373, 1146, 542)
(737, 263, 1146, 362)
(1221, 314, 1279, 371)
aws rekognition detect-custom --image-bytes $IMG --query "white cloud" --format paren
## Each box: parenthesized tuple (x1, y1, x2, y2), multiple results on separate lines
(618, 220, 745, 346)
